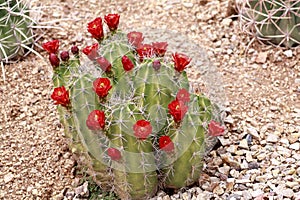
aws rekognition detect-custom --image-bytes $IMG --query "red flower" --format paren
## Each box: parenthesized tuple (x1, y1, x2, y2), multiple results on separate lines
(87, 17, 104, 40)
(42, 40, 59, 54)
(152, 42, 168, 57)
(93, 78, 112, 98)
(127, 31, 143, 48)
(96, 57, 112, 72)
(172, 53, 191, 72)
(159, 136, 174, 152)
(51, 86, 70, 107)
(86, 110, 106, 130)
(107, 148, 121, 161)
(121, 55, 134, 71)
(137, 44, 154, 62)
(82, 43, 99, 60)
(168, 99, 188, 123)
(49, 53, 60, 68)
(133, 120, 152, 140)
(104, 14, 120, 31)
(176, 89, 190, 103)
(60, 51, 69, 62)
(208, 120, 225, 137)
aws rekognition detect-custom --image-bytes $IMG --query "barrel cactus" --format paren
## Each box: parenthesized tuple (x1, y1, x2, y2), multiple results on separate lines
(237, 0, 300, 48)
(45, 14, 225, 199)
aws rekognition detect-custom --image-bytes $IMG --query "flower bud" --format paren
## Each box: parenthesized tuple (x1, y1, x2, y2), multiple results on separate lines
(49, 53, 60, 68)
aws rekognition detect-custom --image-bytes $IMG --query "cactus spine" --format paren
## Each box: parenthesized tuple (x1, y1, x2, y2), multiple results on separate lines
(46, 14, 225, 199)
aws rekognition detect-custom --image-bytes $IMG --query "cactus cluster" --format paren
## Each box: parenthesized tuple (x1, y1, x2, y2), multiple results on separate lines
(45, 14, 225, 199)
(237, 0, 300, 48)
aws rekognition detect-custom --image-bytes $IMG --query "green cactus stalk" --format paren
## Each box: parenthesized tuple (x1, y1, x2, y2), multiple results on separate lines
(46, 14, 225, 199)
(237, 0, 300, 48)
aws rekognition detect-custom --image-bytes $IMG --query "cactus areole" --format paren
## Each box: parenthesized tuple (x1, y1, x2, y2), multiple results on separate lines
(45, 14, 225, 199)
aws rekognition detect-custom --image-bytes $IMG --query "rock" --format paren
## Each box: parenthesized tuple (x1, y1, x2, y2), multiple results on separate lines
(255, 52, 268, 63)
(247, 126, 260, 139)
(242, 191, 252, 200)
(32, 188, 39, 196)
(287, 133, 299, 144)
(245, 151, 253, 162)
(252, 189, 264, 197)
(239, 139, 249, 149)
(290, 143, 300, 150)
(281, 188, 294, 198)
(74, 181, 89, 198)
(266, 134, 278, 143)
(248, 161, 259, 169)
(283, 50, 293, 58)
(221, 18, 232, 26)
(4, 173, 14, 183)
(218, 165, 230, 175)
(213, 185, 224, 195)
(162, 195, 171, 200)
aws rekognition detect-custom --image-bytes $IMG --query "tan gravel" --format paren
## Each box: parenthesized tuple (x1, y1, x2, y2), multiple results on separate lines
(0, 0, 299, 199)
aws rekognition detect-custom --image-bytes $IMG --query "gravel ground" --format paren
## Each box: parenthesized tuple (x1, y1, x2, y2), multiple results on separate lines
(0, 0, 299, 199)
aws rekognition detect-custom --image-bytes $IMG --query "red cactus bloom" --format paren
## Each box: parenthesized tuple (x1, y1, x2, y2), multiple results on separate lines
(152, 42, 168, 57)
(71, 45, 79, 55)
(133, 120, 152, 140)
(107, 147, 121, 161)
(208, 120, 225, 137)
(87, 17, 104, 40)
(51, 86, 70, 107)
(93, 78, 112, 98)
(60, 51, 69, 62)
(172, 53, 191, 73)
(104, 14, 120, 31)
(176, 89, 190, 103)
(82, 43, 99, 60)
(49, 53, 60, 68)
(121, 55, 134, 71)
(137, 44, 154, 62)
(168, 99, 188, 123)
(42, 40, 59, 54)
(127, 31, 144, 48)
(86, 110, 106, 130)
(159, 136, 174, 152)
(96, 57, 112, 72)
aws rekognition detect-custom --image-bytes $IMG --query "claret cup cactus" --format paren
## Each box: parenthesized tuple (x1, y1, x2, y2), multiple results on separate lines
(45, 14, 225, 199)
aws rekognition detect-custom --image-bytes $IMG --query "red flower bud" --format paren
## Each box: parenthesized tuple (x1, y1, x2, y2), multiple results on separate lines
(107, 148, 121, 161)
(71, 45, 79, 55)
(60, 51, 69, 62)
(49, 53, 60, 68)
(86, 110, 106, 130)
(87, 17, 104, 40)
(133, 120, 152, 140)
(176, 89, 190, 104)
(159, 136, 174, 152)
(152, 60, 161, 71)
(121, 55, 134, 71)
(137, 44, 154, 62)
(93, 78, 112, 98)
(168, 99, 188, 123)
(96, 57, 112, 72)
(42, 40, 59, 54)
(152, 42, 168, 57)
(82, 43, 99, 60)
(208, 120, 225, 137)
(104, 14, 120, 31)
(127, 31, 144, 48)
(51, 86, 70, 107)
(172, 53, 191, 73)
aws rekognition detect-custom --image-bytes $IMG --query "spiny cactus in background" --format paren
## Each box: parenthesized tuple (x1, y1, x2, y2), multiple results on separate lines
(237, 0, 300, 48)
(45, 14, 225, 199)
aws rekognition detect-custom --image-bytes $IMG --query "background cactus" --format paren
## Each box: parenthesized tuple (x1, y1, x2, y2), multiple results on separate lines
(237, 0, 300, 48)
(46, 14, 225, 199)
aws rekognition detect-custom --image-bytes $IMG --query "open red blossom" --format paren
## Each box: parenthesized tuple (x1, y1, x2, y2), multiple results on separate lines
(172, 53, 191, 73)
(107, 148, 122, 161)
(152, 42, 168, 57)
(42, 40, 59, 54)
(159, 136, 174, 152)
(121, 55, 134, 71)
(176, 89, 190, 103)
(127, 31, 144, 48)
(168, 99, 188, 123)
(49, 53, 60, 68)
(104, 14, 120, 31)
(86, 110, 106, 130)
(87, 17, 104, 40)
(137, 44, 154, 62)
(133, 120, 152, 140)
(208, 120, 225, 137)
(51, 86, 70, 107)
(82, 43, 99, 60)
(93, 78, 112, 98)
(96, 57, 112, 72)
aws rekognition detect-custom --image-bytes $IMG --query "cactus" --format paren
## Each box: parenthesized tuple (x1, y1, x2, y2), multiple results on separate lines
(237, 0, 300, 48)
(46, 14, 225, 199)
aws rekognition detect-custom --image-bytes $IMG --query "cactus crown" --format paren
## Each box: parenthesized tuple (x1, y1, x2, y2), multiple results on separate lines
(46, 14, 225, 199)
